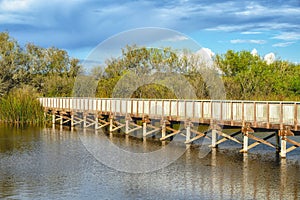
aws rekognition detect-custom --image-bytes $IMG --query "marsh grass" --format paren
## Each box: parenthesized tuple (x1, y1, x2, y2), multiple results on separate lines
(0, 86, 45, 125)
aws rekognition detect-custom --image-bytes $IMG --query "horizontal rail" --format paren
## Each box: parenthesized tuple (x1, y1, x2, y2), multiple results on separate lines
(39, 98, 300, 130)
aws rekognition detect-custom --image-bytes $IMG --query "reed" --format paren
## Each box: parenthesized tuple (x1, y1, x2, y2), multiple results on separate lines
(0, 86, 45, 125)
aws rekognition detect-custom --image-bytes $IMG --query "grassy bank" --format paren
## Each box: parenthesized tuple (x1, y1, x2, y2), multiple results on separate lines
(0, 86, 45, 125)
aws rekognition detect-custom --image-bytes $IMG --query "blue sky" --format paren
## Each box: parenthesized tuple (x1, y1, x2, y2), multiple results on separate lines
(1, 0, 300, 63)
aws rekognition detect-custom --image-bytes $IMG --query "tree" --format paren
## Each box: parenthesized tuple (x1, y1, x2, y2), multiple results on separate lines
(216, 50, 300, 100)
(0, 32, 26, 94)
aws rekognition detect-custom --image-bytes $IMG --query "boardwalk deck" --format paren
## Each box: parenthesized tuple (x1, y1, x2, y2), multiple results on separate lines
(39, 98, 300, 131)
(39, 98, 300, 158)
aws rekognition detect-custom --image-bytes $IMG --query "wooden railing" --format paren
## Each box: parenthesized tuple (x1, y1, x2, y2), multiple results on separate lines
(39, 98, 300, 130)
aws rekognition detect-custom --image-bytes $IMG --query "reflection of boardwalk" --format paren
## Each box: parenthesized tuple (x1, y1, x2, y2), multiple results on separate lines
(39, 98, 300, 158)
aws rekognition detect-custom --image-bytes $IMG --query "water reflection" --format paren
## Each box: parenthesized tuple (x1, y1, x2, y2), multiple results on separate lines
(0, 125, 299, 199)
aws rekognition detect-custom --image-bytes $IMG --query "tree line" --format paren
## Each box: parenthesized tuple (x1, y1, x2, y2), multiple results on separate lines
(0, 32, 80, 97)
(1, 32, 299, 101)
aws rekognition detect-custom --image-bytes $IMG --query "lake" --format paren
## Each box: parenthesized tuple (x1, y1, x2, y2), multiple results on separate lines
(0, 125, 299, 199)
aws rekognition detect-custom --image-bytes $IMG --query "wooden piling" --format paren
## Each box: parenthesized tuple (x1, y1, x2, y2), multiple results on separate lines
(186, 123, 191, 142)
(52, 111, 55, 124)
(143, 122, 147, 137)
(109, 115, 113, 132)
(211, 129, 217, 148)
(60, 112, 63, 126)
(280, 136, 287, 158)
(83, 113, 87, 128)
(243, 133, 249, 153)
(95, 114, 98, 130)
(162, 121, 166, 138)
(125, 119, 129, 134)
(71, 113, 74, 127)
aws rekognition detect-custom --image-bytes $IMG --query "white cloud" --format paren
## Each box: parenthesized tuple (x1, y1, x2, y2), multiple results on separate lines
(0, 0, 34, 12)
(272, 42, 295, 47)
(241, 31, 262, 35)
(197, 47, 215, 58)
(0, 0, 299, 63)
(264, 52, 275, 65)
(162, 35, 189, 42)
(251, 48, 258, 56)
(273, 32, 300, 41)
(230, 39, 266, 44)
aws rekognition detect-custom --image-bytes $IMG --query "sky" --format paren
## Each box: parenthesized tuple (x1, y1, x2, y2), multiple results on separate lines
(0, 0, 300, 63)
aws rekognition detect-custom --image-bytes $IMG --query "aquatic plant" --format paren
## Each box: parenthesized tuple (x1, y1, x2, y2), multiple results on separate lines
(0, 86, 45, 125)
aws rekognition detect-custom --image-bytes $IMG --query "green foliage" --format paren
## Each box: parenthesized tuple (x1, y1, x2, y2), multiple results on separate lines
(0, 31, 299, 103)
(0, 86, 45, 124)
(0, 32, 81, 97)
(0, 32, 82, 124)
(96, 45, 212, 99)
(216, 50, 300, 100)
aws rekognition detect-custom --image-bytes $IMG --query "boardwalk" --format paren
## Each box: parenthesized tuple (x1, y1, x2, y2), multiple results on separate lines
(39, 98, 300, 158)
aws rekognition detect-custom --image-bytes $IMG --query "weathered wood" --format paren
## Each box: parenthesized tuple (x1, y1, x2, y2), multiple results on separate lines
(185, 129, 206, 144)
(144, 127, 161, 137)
(211, 129, 217, 148)
(239, 133, 276, 153)
(247, 133, 275, 148)
(160, 130, 181, 141)
(39, 98, 300, 131)
(126, 125, 142, 134)
(217, 131, 242, 144)
(285, 137, 300, 147)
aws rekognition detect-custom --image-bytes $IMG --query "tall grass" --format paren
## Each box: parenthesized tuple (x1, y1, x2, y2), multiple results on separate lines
(0, 86, 45, 125)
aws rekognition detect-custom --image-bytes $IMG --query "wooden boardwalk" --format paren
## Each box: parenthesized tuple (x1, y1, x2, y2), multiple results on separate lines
(39, 98, 300, 158)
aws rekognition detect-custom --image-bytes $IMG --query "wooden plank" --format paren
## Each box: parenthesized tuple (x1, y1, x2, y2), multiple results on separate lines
(246, 133, 275, 148)
(111, 124, 125, 132)
(144, 128, 161, 136)
(160, 130, 181, 141)
(217, 131, 242, 144)
(126, 126, 142, 134)
(185, 134, 205, 144)
(166, 126, 179, 132)
(98, 122, 110, 129)
(285, 137, 300, 147)
(240, 133, 276, 152)
(287, 146, 298, 153)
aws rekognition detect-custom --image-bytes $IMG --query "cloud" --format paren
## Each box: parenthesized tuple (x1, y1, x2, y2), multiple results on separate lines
(230, 39, 266, 44)
(0, 0, 300, 60)
(241, 31, 262, 35)
(197, 47, 215, 58)
(264, 52, 275, 65)
(0, 0, 34, 12)
(272, 41, 295, 47)
(162, 35, 189, 42)
(272, 32, 300, 41)
(251, 48, 258, 56)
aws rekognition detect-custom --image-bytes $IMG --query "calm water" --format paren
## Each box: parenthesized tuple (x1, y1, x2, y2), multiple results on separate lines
(0, 125, 299, 199)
